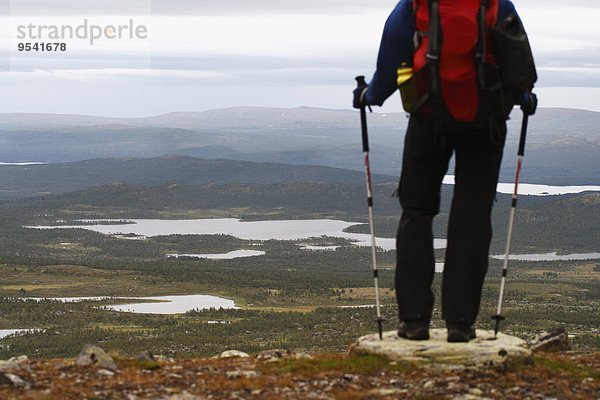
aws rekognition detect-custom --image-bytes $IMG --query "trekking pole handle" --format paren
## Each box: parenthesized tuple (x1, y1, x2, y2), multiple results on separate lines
(355, 76, 369, 153)
(518, 111, 529, 157)
(518, 91, 536, 157)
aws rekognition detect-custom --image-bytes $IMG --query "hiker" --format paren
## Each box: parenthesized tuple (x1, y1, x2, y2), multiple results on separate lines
(353, 0, 537, 342)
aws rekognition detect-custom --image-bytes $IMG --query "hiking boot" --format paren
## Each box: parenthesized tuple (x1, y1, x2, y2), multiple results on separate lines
(446, 323, 476, 343)
(397, 320, 429, 341)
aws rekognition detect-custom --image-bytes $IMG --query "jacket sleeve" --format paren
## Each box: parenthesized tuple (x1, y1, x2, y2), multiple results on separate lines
(364, 0, 415, 106)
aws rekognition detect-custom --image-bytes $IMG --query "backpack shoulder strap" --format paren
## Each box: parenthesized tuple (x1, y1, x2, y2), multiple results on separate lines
(476, 0, 490, 89)
(426, 0, 441, 94)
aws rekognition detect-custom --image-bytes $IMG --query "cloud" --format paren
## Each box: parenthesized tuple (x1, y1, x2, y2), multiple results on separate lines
(536, 87, 600, 112)
(8, 0, 600, 17)
(519, 0, 600, 8)
(7, 0, 397, 16)
(0, 66, 357, 89)
(518, 4, 600, 87)
(537, 67, 600, 87)
(0, 68, 224, 81)
(2, 0, 600, 115)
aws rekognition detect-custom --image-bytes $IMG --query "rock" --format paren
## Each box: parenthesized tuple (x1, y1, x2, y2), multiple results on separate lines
(226, 370, 258, 379)
(256, 349, 312, 362)
(454, 395, 490, 400)
(528, 327, 571, 353)
(97, 369, 115, 377)
(257, 349, 292, 361)
(0, 372, 31, 389)
(75, 344, 118, 371)
(0, 355, 28, 371)
(349, 329, 532, 370)
(219, 350, 250, 359)
(371, 388, 408, 396)
(165, 392, 202, 400)
(423, 380, 435, 389)
(136, 350, 155, 361)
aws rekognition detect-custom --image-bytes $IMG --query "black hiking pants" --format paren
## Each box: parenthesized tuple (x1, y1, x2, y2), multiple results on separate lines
(395, 116, 506, 326)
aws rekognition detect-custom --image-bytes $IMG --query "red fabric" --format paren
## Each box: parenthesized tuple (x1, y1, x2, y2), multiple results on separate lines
(413, 0, 498, 121)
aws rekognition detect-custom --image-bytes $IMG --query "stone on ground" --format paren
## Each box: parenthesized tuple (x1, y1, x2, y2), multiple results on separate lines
(349, 328, 532, 369)
(75, 345, 118, 371)
(0, 356, 28, 371)
(218, 350, 250, 359)
(0, 372, 31, 389)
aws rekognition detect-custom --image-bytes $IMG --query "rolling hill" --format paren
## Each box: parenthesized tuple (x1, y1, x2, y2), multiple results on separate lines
(0, 107, 598, 185)
(0, 156, 395, 200)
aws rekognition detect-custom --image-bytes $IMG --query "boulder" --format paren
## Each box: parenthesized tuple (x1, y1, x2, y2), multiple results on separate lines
(219, 350, 250, 359)
(349, 329, 532, 370)
(528, 327, 571, 353)
(75, 344, 118, 371)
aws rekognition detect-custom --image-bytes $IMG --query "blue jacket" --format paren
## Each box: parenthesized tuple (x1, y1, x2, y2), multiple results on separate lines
(365, 0, 520, 106)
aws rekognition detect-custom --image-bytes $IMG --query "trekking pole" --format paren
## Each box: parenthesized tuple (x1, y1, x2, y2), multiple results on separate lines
(492, 107, 532, 338)
(355, 76, 384, 340)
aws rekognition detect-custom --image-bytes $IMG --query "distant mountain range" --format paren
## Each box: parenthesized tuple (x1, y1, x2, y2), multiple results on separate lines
(0, 106, 598, 185)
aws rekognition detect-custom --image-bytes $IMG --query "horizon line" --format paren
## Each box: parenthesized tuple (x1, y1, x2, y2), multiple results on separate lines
(0, 105, 597, 120)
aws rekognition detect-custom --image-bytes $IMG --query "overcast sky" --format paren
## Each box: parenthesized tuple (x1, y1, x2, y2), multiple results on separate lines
(1, 0, 599, 116)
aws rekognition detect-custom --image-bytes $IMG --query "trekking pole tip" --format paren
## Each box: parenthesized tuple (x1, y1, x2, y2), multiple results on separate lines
(377, 319, 384, 340)
(491, 314, 505, 338)
(375, 317, 385, 340)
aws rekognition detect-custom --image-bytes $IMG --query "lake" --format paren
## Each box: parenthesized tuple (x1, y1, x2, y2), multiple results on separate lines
(22, 294, 237, 314)
(490, 252, 600, 261)
(104, 295, 237, 314)
(443, 175, 600, 196)
(0, 329, 32, 340)
(301, 245, 340, 251)
(0, 162, 46, 166)
(166, 250, 266, 260)
(27, 218, 448, 251)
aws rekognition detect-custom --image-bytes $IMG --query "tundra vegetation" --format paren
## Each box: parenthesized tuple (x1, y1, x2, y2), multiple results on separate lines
(0, 181, 598, 358)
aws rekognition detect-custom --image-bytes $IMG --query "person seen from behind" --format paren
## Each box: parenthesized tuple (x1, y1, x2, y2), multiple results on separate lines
(353, 0, 537, 342)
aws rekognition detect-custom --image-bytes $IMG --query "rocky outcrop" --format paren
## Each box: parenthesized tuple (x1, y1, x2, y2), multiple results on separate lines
(349, 328, 532, 370)
(528, 327, 571, 353)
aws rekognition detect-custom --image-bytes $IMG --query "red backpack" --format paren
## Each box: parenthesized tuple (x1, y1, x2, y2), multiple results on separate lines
(399, 0, 509, 122)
